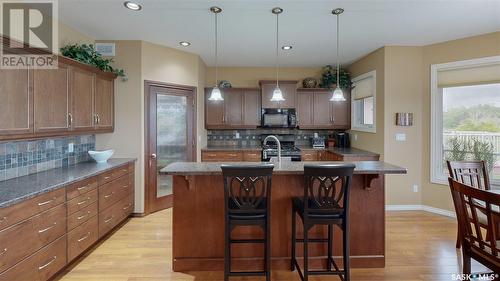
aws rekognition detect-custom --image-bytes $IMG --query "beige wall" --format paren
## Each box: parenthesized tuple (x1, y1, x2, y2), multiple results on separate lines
(347, 48, 386, 156)
(58, 22, 94, 47)
(421, 32, 500, 211)
(206, 67, 323, 88)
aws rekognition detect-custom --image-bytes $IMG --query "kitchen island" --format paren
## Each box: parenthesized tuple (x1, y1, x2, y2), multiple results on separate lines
(161, 161, 406, 272)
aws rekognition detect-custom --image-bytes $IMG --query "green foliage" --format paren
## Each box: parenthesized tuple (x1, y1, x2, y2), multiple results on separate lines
(319, 65, 352, 89)
(445, 137, 495, 171)
(60, 44, 125, 77)
(443, 105, 500, 132)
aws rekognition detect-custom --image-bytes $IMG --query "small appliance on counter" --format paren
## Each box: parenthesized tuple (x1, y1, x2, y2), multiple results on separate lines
(331, 131, 350, 148)
(310, 133, 325, 149)
(261, 108, 297, 128)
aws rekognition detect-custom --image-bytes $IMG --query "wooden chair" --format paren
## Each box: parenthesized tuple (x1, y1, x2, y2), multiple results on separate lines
(221, 164, 274, 281)
(448, 178, 500, 275)
(447, 160, 491, 248)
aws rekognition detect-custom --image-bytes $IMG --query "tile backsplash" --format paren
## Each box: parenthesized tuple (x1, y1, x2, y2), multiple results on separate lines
(0, 135, 95, 181)
(207, 129, 336, 147)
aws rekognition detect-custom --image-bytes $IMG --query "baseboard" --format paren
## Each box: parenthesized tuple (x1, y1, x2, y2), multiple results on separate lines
(385, 204, 456, 218)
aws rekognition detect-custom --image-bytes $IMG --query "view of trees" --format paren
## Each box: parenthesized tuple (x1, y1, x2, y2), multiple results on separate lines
(443, 104, 500, 132)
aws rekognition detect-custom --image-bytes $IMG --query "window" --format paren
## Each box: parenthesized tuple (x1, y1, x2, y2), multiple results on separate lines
(351, 70, 376, 133)
(430, 56, 500, 186)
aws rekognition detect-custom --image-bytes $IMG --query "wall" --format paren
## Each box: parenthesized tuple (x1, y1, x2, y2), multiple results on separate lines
(421, 32, 500, 211)
(347, 47, 386, 156)
(58, 22, 94, 48)
(206, 67, 323, 88)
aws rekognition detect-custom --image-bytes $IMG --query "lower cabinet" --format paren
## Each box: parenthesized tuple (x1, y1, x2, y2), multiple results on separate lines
(201, 150, 262, 162)
(0, 162, 135, 281)
(301, 149, 380, 161)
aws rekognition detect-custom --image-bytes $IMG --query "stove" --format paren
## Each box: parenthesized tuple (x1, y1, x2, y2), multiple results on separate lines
(261, 134, 302, 161)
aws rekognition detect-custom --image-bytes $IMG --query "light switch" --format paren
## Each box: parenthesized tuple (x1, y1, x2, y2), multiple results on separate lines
(395, 133, 406, 142)
(68, 143, 74, 153)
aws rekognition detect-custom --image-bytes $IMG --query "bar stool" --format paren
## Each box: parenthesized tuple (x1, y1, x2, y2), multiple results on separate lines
(291, 164, 355, 281)
(221, 164, 274, 281)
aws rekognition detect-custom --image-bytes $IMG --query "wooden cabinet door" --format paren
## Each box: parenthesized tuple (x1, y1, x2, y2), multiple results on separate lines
(260, 81, 297, 109)
(332, 89, 351, 129)
(205, 88, 225, 128)
(297, 91, 313, 128)
(94, 74, 114, 130)
(225, 89, 243, 126)
(33, 62, 71, 133)
(242, 89, 261, 127)
(313, 90, 334, 128)
(71, 67, 94, 131)
(0, 69, 32, 137)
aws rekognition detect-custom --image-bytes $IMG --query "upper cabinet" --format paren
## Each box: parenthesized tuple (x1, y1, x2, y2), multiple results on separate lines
(205, 88, 261, 129)
(0, 69, 32, 136)
(296, 88, 351, 130)
(260, 80, 297, 109)
(0, 57, 116, 141)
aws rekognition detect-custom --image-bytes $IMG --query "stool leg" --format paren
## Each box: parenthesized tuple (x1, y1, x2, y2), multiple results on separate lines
(291, 207, 296, 271)
(343, 223, 350, 281)
(224, 221, 230, 281)
(303, 224, 309, 281)
(328, 224, 333, 271)
(265, 220, 271, 281)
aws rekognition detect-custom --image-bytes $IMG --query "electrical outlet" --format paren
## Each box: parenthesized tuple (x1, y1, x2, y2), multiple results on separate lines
(395, 133, 406, 142)
(353, 134, 358, 141)
(235, 132, 240, 139)
(68, 143, 74, 153)
(412, 185, 419, 193)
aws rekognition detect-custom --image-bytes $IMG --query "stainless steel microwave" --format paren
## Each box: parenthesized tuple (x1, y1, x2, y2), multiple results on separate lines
(262, 108, 297, 128)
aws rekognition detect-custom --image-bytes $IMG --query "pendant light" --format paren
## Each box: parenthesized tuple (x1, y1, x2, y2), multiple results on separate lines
(208, 6, 223, 101)
(270, 7, 285, 102)
(330, 8, 346, 102)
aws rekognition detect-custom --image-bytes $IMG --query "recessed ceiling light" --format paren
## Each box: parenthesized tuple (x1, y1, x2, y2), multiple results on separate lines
(124, 1, 142, 11)
(179, 41, 191, 47)
(282, 45, 292, 50)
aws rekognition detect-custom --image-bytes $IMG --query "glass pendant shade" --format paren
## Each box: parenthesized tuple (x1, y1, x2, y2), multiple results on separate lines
(208, 86, 223, 101)
(270, 85, 285, 101)
(330, 86, 346, 102)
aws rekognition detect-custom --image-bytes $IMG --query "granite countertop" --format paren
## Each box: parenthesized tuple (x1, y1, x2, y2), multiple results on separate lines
(161, 161, 406, 176)
(0, 158, 136, 208)
(299, 146, 380, 157)
(202, 146, 262, 151)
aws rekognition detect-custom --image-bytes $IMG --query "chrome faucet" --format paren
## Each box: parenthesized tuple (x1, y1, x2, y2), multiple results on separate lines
(263, 135, 281, 164)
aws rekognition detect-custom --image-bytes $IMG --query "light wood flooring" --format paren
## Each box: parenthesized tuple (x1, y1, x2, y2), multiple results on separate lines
(56, 210, 488, 281)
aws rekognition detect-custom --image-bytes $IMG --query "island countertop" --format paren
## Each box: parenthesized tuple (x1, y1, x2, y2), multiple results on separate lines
(161, 160, 406, 176)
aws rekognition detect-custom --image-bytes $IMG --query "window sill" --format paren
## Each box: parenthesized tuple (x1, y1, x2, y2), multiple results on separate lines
(351, 126, 376, 133)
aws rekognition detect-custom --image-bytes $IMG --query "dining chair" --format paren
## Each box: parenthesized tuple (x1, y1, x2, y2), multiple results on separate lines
(447, 160, 491, 248)
(448, 178, 500, 274)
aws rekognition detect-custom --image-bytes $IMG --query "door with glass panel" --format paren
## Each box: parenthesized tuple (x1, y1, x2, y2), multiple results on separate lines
(146, 82, 196, 213)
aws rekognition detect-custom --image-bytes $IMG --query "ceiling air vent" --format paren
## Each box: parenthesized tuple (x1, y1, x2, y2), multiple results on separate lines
(95, 42, 115, 57)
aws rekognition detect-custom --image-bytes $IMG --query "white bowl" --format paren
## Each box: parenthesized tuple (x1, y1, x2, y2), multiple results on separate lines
(88, 150, 114, 163)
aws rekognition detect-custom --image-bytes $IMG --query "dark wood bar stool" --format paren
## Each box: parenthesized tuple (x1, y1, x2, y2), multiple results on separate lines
(221, 164, 274, 281)
(291, 163, 355, 281)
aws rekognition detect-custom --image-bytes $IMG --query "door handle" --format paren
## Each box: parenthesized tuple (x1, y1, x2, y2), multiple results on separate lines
(151, 154, 157, 159)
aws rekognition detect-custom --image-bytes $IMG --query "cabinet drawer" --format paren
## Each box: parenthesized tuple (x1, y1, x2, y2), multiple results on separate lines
(98, 174, 134, 211)
(98, 163, 134, 185)
(67, 188, 98, 216)
(67, 215, 98, 262)
(0, 188, 65, 231)
(66, 176, 97, 200)
(243, 151, 262, 162)
(67, 201, 98, 231)
(99, 193, 133, 238)
(301, 151, 318, 161)
(223, 152, 243, 161)
(0, 235, 66, 281)
(201, 151, 223, 162)
(0, 203, 66, 273)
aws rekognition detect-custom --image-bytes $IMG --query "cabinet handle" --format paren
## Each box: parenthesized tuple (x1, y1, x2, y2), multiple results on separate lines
(104, 176, 111, 180)
(77, 232, 91, 242)
(104, 216, 114, 224)
(77, 197, 90, 205)
(77, 184, 89, 191)
(123, 203, 132, 210)
(77, 211, 91, 220)
(68, 113, 73, 127)
(122, 169, 128, 172)
(37, 198, 55, 206)
(38, 256, 57, 270)
(96, 114, 100, 124)
(104, 192, 114, 198)
(228, 154, 238, 157)
(0, 248, 7, 256)
(0, 217, 7, 223)
(122, 185, 128, 189)
(38, 222, 57, 233)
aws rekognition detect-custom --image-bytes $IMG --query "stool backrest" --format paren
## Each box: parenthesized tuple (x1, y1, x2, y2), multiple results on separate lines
(221, 164, 274, 211)
(447, 160, 490, 190)
(303, 164, 355, 215)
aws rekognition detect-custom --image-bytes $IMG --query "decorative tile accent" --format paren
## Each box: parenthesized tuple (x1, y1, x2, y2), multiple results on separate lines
(0, 135, 95, 181)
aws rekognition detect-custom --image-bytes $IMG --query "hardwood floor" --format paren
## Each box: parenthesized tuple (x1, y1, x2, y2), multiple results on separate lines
(56, 210, 487, 281)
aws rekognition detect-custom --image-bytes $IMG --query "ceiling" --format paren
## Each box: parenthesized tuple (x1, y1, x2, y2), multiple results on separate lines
(59, 0, 500, 67)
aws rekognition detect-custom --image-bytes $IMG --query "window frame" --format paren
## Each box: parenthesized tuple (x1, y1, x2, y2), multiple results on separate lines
(351, 70, 377, 133)
(430, 55, 500, 185)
